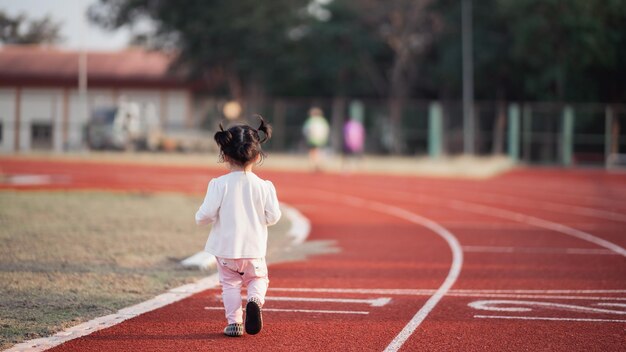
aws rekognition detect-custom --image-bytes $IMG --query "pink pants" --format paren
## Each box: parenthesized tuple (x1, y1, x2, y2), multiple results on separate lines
(215, 257, 269, 324)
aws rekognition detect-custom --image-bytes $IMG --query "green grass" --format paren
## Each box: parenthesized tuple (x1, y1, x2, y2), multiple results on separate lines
(0, 190, 292, 349)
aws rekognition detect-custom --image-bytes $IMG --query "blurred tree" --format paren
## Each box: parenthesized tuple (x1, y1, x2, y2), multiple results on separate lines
(499, 0, 626, 102)
(0, 11, 63, 45)
(428, 0, 626, 102)
(88, 0, 626, 105)
(349, 0, 442, 153)
(269, 0, 390, 97)
(88, 0, 309, 102)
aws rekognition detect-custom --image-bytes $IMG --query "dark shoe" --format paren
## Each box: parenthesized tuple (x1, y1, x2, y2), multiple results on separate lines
(223, 323, 243, 337)
(245, 297, 263, 335)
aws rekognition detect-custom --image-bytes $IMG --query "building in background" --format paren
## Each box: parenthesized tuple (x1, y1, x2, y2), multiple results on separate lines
(0, 45, 193, 152)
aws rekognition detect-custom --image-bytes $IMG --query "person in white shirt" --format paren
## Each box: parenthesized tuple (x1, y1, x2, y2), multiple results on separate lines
(195, 116, 281, 337)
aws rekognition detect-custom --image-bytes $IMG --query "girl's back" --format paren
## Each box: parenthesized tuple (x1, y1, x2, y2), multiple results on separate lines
(197, 171, 280, 259)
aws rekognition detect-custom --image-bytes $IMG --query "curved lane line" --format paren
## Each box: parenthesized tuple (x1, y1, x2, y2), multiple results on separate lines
(437, 189, 626, 222)
(303, 190, 463, 352)
(468, 300, 626, 314)
(449, 200, 626, 257)
(474, 315, 626, 323)
(365, 199, 463, 352)
(336, 185, 626, 258)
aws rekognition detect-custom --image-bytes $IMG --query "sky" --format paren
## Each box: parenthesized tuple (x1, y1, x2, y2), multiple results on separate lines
(0, 0, 134, 50)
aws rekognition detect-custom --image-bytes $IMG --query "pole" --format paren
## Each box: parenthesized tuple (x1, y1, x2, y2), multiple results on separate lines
(462, 0, 474, 155)
(507, 104, 520, 162)
(77, 13, 88, 150)
(561, 105, 574, 166)
(605, 106, 613, 168)
(522, 104, 532, 162)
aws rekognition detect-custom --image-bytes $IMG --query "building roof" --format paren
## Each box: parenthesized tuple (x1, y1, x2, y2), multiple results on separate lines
(0, 45, 189, 89)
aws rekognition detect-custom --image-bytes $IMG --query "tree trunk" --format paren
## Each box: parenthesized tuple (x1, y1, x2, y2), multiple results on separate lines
(226, 71, 244, 102)
(330, 96, 346, 154)
(492, 101, 506, 155)
(387, 50, 411, 154)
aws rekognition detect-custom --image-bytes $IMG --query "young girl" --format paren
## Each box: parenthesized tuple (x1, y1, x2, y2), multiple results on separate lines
(195, 116, 281, 337)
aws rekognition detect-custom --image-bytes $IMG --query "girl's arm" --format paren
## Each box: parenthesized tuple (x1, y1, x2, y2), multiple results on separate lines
(195, 179, 220, 225)
(264, 181, 282, 226)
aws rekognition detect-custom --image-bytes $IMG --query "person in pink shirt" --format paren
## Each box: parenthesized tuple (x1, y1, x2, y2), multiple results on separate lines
(196, 116, 281, 337)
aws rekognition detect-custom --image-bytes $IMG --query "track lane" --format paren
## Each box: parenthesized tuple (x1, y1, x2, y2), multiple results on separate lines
(15, 167, 458, 351)
(2, 158, 625, 351)
(286, 173, 626, 351)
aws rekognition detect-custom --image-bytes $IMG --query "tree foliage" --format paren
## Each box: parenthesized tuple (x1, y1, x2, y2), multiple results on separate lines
(429, 0, 626, 102)
(0, 11, 63, 45)
(89, 0, 309, 98)
(88, 0, 626, 102)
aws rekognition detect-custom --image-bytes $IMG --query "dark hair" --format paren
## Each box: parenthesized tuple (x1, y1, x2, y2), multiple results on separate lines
(214, 115, 272, 166)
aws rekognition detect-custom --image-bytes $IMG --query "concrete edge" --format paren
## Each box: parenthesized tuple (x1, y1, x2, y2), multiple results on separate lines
(5, 202, 312, 352)
(0, 153, 517, 179)
(280, 203, 312, 246)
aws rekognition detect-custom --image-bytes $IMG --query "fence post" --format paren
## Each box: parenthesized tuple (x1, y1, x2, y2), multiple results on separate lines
(605, 106, 614, 168)
(522, 104, 532, 162)
(507, 103, 520, 162)
(272, 99, 286, 151)
(428, 102, 443, 158)
(330, 97, 346, 153)
(562, 105, 574, 166)
(349, 100, 364, 123)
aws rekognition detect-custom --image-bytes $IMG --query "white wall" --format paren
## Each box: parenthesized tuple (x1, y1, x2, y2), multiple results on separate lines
(0, 86, 192, 152)
(166, 90, 189, 130)
(20, 89, 63, 152)
(0, 89, 16, 152)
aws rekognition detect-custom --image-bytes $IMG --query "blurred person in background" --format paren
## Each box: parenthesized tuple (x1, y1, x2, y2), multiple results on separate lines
(342, 115, 365, 173)
(302, 107, 330, 172)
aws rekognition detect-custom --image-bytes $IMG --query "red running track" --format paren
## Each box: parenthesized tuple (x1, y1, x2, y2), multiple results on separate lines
(1, 158, 626, 351)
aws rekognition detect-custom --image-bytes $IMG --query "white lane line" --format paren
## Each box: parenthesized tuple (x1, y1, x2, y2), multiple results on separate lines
(474, 315, 626, 323)
(449, 200, 626, 257)
(268, 288, 626, 301)
(2, 174, 71, 185)
(264, 296, 392, 307)
(204, 307, 369, 315)
(444, 293, 626, 301)
(347, 197, 463, 352)
(442, 222, 615, 231)
(4, 273, 220, 352)
(434, 187, 626, 223)
(455, 289, 626, 294)
(304, 189, 463, 352)
(270, 287, 626, 294)
(337, 185, 626, 257)
(462, 245, 616, 255)
(468, 300, 626, 314)
(8, 200, 313, 352)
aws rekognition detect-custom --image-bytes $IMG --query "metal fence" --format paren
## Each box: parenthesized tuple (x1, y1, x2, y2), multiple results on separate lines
(3, 94, 624, 168)
(195, 97, 626, 167)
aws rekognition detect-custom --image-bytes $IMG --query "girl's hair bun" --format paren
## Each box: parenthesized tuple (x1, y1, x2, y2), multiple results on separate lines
(256, 115, 272, 143)
(214, 123, 233, 147)
(214, 116, 273, 166)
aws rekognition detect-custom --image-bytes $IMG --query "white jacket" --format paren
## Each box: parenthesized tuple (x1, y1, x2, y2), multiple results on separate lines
(195, 171, 281, 258)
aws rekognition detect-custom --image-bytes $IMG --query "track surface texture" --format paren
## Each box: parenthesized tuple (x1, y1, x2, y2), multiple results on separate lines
(2, 158, 626, 351)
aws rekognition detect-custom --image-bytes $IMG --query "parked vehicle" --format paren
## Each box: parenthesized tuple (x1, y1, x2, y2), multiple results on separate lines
(87, 101, 161, 151)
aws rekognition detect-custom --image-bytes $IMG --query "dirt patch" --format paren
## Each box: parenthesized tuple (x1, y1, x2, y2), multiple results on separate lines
(4, 151, 515, 178)
(0, 190, 295, 349)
